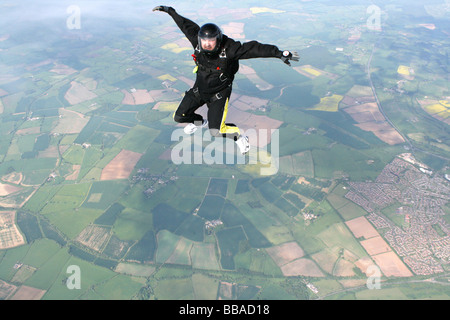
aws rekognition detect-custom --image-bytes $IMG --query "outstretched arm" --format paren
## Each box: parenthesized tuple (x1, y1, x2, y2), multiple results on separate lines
(232, 40, 282, 60)
(153, 6, 200, 48)
(229, 39, 299, 66)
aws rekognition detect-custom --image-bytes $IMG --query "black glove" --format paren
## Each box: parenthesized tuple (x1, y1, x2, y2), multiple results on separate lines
(280, 51, 299, 66)
(152, 5, 171, 13)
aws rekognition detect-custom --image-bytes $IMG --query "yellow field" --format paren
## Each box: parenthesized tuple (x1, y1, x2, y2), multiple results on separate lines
(419, 99, 450, 123)
(439, 100, 450, 107)
(154, 101, 178, 111)
(250, 7, 285, 14)
(158, 74, 177, 82)
(303, 67, 322, 77)
(309, 94, 343, 112)
(424, 100, 450, 118)
(397, 65, 411, 76)
(161, 43, 191, 54)
(293, 65, 338, 81)
(424, 103, 447, 114)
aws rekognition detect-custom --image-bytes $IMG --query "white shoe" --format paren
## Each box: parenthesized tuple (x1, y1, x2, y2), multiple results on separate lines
(183, 120, 208, 135)
(235, 135, 250, 154)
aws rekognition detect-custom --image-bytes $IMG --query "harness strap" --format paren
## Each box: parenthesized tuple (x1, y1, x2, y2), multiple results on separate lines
(193, 87, 227, 104)
(196, 65, 229, 83)
(192, 47, 230, 82)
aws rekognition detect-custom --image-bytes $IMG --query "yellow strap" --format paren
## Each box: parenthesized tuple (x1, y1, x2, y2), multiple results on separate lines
(220, 97, 240, 135)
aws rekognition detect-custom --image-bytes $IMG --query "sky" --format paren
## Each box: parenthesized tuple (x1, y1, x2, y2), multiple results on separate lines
(1, 0, 448, 33)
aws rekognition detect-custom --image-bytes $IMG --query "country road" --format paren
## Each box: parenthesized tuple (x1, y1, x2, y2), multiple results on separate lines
(366, 43, 412, 148)
(314, 272, 450, 300)
(366, 42, 450, 162)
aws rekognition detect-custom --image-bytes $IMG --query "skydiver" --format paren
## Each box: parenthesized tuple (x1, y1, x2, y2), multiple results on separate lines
(153, 6, 299, 154)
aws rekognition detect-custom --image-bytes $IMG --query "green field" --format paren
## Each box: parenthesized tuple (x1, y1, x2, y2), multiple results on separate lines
(0, 0, 448, 301)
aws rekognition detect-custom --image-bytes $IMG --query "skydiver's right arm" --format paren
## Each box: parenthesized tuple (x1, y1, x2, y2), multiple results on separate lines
(153, 6, 199, 47)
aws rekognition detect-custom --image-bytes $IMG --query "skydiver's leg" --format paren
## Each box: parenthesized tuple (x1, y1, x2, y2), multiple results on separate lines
(173, 88, 205, 124)
(206, 86, 240, 141)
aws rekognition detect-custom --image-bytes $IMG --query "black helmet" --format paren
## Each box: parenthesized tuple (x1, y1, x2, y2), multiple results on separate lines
(198, 23, 222, 55)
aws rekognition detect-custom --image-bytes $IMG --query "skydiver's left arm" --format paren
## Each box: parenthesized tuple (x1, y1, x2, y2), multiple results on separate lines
(230, 40, 299, 66)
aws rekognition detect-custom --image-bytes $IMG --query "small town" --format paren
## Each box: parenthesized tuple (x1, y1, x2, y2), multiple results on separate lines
(131, 168, 179, 197)
(345, 156, 449, 276)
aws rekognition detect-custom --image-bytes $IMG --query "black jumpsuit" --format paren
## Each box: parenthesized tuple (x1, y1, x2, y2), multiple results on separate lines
(167, 8, 283, 140)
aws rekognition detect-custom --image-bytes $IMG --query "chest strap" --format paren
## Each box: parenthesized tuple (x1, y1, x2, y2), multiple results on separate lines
(192, 47, 229, 82)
